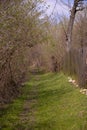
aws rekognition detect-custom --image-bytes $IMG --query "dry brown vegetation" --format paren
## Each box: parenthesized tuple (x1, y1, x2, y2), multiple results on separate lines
(0, 0, 87, 105)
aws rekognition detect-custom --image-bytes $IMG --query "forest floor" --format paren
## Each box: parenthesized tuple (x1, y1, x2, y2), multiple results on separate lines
(0, 73, 87, 130)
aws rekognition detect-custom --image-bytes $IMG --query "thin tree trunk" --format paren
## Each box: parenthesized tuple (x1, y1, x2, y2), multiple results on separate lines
(65, 0, 80, 74)
(66, 0, 79, 52)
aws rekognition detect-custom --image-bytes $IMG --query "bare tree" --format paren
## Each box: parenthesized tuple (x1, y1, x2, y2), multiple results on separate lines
(60, 0, 87, 73)
(65, 0, 87, 51)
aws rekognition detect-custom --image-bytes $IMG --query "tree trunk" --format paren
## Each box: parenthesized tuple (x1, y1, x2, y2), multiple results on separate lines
(65, 0, 81, 74)
(66, 0, 79, 51)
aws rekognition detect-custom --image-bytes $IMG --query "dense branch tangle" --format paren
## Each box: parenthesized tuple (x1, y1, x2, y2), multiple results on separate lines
(0, 0, 47, 104)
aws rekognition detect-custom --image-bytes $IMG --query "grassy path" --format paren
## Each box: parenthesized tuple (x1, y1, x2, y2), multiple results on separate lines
(0, 73, 87, 130)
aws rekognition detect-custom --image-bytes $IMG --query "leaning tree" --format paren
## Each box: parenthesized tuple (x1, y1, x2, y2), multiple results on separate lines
(61, 0, 87, 85)
(64, 0, 87, 52)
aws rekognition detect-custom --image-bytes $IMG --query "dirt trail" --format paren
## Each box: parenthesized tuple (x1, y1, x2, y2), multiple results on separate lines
(17, 81, 39, 130)
(20, 88, 37, 123)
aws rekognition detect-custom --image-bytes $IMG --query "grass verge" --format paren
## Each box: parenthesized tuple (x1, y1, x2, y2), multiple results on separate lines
(0, 81, 34, 130)
(33, 73, 87, 130)
(0, 73, 87, 130)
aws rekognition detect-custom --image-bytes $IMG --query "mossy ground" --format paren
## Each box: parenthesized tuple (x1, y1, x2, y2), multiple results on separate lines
(0, 73, 87, 130)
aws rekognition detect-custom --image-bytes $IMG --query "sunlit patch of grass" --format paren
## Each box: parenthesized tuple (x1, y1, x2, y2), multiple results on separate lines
(0, 83, 33, 130)
(0, 72, 87, 130)
(33, 73, 87, 130)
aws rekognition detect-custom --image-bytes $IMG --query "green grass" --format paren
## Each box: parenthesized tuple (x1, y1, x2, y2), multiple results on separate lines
(0, 73, 87, 130)
(0, 82, 33, 130)
(33, 73, 87, 130)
